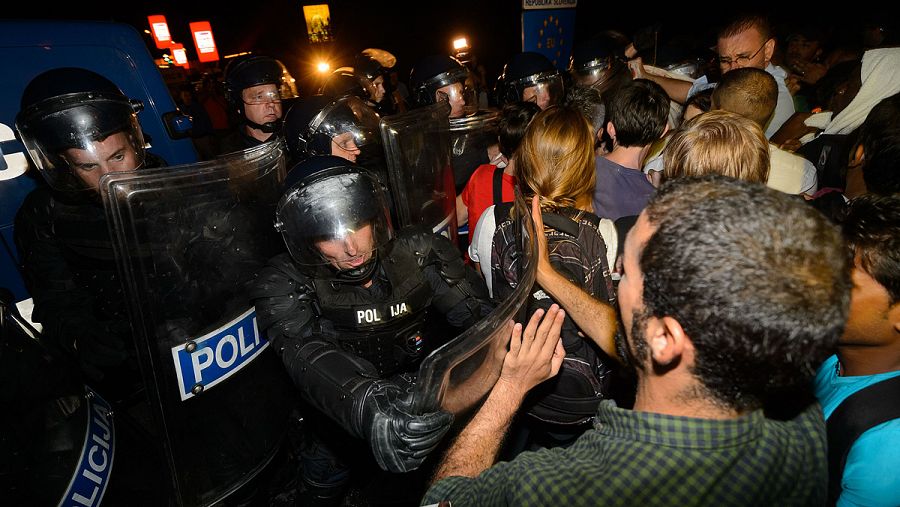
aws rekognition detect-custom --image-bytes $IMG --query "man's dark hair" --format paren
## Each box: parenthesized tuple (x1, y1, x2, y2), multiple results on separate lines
(718, 13, 772, 41)
(640, 176, 850, 411)
(498, 101, 541, 158)
(607, 79, 669, 148)
(843, 194, 900, 304)
(855, 91, 900, 194)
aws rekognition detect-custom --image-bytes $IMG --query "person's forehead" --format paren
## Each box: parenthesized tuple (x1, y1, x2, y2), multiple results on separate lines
(718, 27, 764, 50)
(243, 83, 277, 94)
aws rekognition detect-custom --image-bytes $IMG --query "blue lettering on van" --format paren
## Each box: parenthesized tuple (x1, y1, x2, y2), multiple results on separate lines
(171, 307, 269, 401)
(60, 386, 114, 507)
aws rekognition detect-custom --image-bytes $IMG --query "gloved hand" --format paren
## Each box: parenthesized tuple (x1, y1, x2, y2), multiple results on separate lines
(362, 381, 453, 473)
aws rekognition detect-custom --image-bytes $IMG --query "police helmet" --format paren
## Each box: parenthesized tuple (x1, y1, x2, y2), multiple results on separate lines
(275, 162, 393, 282)
(569, 35, 630, 95)
(283, 95, 381, 164)
(223, 55, 297, 130)
(408, 55, 473, 112)
(498, 52, 564, 109)
(320, 67, 369, 101)
(16, 67, 146, 193)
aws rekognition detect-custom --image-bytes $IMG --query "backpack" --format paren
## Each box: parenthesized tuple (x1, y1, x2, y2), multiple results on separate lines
(490, 202, 616, 425)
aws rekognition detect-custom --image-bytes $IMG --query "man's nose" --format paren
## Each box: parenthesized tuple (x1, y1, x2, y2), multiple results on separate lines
(344, 237, 358, 255)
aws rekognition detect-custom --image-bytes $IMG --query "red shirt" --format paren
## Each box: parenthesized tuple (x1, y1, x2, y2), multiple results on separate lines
(460, 164, 516, 232)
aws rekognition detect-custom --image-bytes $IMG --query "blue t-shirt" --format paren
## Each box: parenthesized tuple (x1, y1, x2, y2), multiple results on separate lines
(593, 157, 655, 221)
(814, 355, 900, 507)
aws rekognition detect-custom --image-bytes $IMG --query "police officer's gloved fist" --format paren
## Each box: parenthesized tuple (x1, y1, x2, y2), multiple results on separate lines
(362, 381, 453, 473)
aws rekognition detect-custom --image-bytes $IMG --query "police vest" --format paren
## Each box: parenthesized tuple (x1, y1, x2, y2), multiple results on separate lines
(312, 242, 434, 376)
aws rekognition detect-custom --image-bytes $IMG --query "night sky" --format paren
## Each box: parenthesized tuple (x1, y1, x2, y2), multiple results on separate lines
(6, 1, 885, 93)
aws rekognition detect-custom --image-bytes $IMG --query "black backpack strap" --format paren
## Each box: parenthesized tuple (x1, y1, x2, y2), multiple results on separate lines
(492, 166, 505, 206)
(827, 374, 900, 504)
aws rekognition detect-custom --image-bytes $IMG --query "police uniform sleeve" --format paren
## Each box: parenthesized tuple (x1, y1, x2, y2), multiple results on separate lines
(250, 253, 453, 473)
(399, 229, 493, 328)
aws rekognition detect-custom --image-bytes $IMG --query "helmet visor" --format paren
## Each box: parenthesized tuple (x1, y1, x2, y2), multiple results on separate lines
(17, 94, 145, 193)
(520, 73, 564, 110)
(317, 96, 382, 152)
(275, 168, 393, 270)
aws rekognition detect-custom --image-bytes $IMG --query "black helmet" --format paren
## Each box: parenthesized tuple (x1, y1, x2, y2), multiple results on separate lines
(223, 55, 297, 132)
(408, 55, 474, 116)
(319, 67, 369, 101)
(498, 52, 564, 109)
(275, 162, 393, 283)
(16, 67, 146, 193)
(354, 53, 385, 82)
(569, 35, 630, 95)
(282, 95, 381, 164)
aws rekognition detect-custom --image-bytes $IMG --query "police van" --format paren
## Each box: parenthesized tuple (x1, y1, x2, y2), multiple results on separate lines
(0, 19, 198, 304)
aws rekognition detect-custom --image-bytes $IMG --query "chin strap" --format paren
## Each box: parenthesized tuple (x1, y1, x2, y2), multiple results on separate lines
(245, 117, 283, 134)
(333, 251, 379, 284)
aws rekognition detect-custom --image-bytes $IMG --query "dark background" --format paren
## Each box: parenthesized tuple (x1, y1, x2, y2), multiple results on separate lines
(6, 1, 886, 92)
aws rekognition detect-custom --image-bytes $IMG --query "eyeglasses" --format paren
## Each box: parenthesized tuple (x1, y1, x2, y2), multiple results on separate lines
(717, 39, 770, 67)
(243, 90, 281, 105)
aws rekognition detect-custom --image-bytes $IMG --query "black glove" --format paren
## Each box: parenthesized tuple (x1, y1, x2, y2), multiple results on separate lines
(362, 381, 453, 473)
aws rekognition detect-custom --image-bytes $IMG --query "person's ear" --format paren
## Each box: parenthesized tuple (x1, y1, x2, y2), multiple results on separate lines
(764, 38, 776, 63)
(606, 122, 617, 141)
(649, 316, 688, 366)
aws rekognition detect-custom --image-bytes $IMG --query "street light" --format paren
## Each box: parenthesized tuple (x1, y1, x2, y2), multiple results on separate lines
(316, 61, 331, 74)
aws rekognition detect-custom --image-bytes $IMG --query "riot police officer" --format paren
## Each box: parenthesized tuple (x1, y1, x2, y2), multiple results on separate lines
(220, 54, 297, 154)
(409, 54, 475, 119)
(250, 158, 492, 505)
(282, 94, 382, 169)
(409, 55, 501, 196)
(497, 52, 565, 110)
(569, 35, 632, 97)
(14, 67, 161, 398)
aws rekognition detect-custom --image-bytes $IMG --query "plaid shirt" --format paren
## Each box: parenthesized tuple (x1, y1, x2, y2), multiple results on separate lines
(423, 400, 827, 506)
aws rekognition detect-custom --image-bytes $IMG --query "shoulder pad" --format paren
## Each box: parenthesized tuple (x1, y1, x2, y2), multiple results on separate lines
(249, 253, 313, 299)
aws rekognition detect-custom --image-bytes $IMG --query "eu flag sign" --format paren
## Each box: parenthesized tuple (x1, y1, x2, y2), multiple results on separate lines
(522, 9, 576, 71)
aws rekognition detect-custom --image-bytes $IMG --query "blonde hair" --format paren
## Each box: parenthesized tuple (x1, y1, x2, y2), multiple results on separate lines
(662, 110, 770, 183)
(516, 106, 595, 211)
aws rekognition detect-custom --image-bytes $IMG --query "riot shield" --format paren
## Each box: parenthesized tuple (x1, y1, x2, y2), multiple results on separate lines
(449, 108, 501, 194)
(411, 196, 536, 415)
(101, 141, 295, 506)
(380, 102, 457, 241)
(449, 109, 501, 251)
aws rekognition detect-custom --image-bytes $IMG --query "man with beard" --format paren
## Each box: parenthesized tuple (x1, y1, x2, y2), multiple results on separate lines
(423, 177, 850, 506)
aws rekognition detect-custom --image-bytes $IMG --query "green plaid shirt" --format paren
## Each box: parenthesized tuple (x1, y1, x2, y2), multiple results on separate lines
(423, 400, 826, 506)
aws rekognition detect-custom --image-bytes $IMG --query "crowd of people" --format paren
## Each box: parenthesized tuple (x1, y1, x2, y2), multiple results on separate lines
(8, 9, 899, 507)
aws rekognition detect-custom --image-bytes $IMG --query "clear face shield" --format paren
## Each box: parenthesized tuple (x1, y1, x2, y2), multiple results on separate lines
(433, 68, 477, 118)
(571, 58, 615, 88)
(518, 72, 564, 110)
(242, 87, 283, 105)
(314, 96, 382, 163)
(16, 94, 146, 193)
(274, 169, 393, 279)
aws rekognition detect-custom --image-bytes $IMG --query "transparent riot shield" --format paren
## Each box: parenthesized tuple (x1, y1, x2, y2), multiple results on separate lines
(411, 196, 536, 415)
(101, 141, 295, 506)
(380, 102, 457, 241)
(449, 109, 501, 194)
(449, 109, 501, 252)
